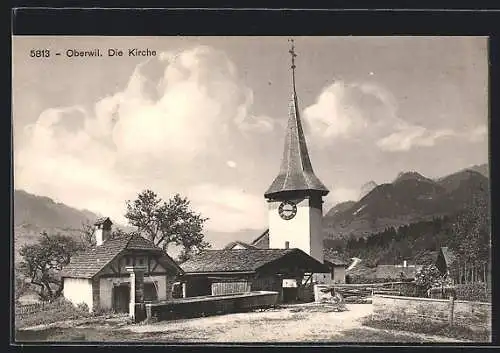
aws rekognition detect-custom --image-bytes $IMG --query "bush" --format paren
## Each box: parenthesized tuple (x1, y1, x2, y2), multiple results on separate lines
(15, 298, 93, 329)
(76, 302, 90, 312)
(455, 283, 491, 303)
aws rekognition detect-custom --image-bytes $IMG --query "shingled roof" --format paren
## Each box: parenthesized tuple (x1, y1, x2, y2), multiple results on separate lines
(440, 247, 457, 267)
(61, 234, 181, 279)
(264, 44, 329, 198)
(181, 248, 329, 274)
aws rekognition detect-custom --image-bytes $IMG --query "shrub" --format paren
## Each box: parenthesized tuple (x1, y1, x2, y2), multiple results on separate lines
(76, 302, 90, 312)
(455, 283, 491, 303)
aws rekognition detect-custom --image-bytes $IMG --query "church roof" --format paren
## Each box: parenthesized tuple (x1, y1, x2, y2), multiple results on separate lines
(265, 41, 329, 198)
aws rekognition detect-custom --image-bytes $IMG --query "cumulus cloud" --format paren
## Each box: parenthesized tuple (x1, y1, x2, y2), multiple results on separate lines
(187, 183, 267, 232)
(376, 126, 456, 152)
(303, 80, 486, 152)
(15, 45, 274, 229)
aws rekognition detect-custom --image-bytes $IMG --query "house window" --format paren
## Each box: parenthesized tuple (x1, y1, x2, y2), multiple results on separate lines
(139, 258, 144, 265)
(126, 258, 131, 265)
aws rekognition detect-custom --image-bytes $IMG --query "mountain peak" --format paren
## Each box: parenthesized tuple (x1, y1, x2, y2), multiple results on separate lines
(394, 171, 432, 183)
(359, 181, 378, 200)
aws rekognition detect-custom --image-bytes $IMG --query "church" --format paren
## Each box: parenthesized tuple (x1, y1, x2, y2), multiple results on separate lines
(180, 40, 344, 302)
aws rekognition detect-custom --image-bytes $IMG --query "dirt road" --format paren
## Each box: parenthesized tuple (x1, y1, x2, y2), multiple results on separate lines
(17, 303, 467, 342)
(126, 303, 461, 343)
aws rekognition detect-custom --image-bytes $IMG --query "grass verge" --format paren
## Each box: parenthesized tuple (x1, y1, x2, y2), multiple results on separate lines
(362, 316, 491, 342)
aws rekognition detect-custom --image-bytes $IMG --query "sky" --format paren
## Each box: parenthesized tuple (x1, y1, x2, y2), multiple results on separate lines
(12, 36, 489, 244)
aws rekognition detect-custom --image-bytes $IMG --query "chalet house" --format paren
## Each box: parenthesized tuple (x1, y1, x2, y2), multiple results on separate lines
(435, 246, 458, 283)
(375, 261, 423, 281)
(179, 248, 329, 303)
(61, 218, 183, 313)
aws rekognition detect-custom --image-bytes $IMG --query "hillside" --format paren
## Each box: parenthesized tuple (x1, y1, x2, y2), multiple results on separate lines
(324, 165, 489, 240)
(14, 190, 106, 262)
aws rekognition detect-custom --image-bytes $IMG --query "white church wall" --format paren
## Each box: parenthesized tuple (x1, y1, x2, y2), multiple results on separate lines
(268, 198, 312, 255)
(308, 204, 324, 263)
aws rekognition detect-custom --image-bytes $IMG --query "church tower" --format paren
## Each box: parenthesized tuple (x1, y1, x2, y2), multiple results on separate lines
(264, 39, 329, 264)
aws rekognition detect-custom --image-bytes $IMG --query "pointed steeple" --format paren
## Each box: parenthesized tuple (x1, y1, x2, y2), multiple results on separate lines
(265, 39, 329, 199)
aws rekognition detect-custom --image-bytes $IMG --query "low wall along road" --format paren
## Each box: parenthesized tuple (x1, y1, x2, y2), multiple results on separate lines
(372, 294, 491, 331)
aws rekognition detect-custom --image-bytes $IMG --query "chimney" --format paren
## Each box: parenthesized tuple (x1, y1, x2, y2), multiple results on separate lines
(285, 241, 290, 249)
(94, 217, 113, 246)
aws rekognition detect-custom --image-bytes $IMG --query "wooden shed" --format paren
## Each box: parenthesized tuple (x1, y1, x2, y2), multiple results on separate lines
(179, 248, 329, 303)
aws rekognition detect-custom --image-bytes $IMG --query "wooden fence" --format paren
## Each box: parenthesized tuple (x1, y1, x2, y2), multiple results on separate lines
(15, 301, 60, 317)
(372, 294, 492, 331)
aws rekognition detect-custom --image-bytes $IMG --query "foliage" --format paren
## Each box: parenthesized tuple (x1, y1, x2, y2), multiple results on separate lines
(76, 302, 90, 312)
(15, 274, 31, 301)
(415, 264, 452, 293)
(19, 232, 84, 301)
(455, 283, 491, 303)
(15, 298, 92, 329)
(125, 190, 210, 260)
(330, 199, 490, 273)
(448, 194, 490, 282)
(363, 316, 491, 342)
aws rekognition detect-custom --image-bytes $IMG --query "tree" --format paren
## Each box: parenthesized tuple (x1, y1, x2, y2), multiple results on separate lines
(125, 190, 210, 260)
(415, 264, 452, 296)
(19, 232, 83, 301)
(450, 193, 490, 283)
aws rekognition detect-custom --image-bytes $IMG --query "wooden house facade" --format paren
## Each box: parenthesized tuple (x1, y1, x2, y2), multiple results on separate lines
(61, 233, 183, 312)
(179, 248, 329, 303)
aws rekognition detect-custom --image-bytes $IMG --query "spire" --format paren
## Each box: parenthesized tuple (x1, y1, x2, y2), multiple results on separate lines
(264, 39, 329, 199)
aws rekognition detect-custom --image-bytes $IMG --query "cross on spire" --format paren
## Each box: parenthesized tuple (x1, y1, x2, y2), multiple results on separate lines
(289, 38, 297, 93)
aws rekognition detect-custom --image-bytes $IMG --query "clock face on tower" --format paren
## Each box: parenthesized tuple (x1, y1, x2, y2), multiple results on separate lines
(278, 201, 297, 220)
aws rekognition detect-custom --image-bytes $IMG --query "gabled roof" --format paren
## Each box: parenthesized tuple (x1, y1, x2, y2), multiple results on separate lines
(440, 247, 457, 267)
(250, 229, 269, 248)
(61, 234, 183, 279)
(224, 241, 258, 250)
(180, 248, 329, 274)
(94, 217, 112, 226)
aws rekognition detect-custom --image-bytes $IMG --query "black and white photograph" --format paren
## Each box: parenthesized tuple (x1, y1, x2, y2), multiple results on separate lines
(12, 35, 491, 343)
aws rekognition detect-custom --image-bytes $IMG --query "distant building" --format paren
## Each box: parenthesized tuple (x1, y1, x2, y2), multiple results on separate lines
(179, 248, 329, 303)
(324, 254, 348, 284)
(224, 241, 258, 250)
(61, 218, 183, 313)
(250, 230, 269, 249)
(435, 246, 457, 283)
(375, 261, 423, 281)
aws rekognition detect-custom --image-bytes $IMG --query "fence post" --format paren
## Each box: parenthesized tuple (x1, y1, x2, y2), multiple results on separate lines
(448, 295, 454, 327)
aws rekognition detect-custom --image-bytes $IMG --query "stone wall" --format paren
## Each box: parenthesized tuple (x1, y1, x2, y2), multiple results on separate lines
(372, 295, 491, 331)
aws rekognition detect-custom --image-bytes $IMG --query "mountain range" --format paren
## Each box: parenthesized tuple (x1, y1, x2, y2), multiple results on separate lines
(323, 164, 489, 240)
(12, 163, 489, 261)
